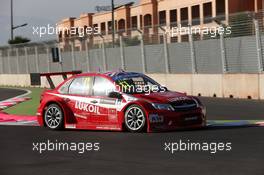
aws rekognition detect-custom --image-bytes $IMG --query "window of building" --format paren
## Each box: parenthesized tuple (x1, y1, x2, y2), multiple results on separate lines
(193, 33, 201, 41)
(181, 34, 189, 42)
(229, 0, 254, 13)
(159, 35, 164, 44)
(74, 28, 79, 36)
(216, 0, 226, 20)
(216, 0, 225, 15)
(101, 22, 106, 35)
(144, 14, 152, 27)
(140, 15, 143, 29)
(64, 30, 70, 38)
(203, 2, 212, 24)
(93, 23, 98, 31)
(159, 10, 166, 26)
(108, 21, 112, 34)
(171, 36, 178, 43)
(118, 19, 126, 32)
(93, 77, 115, 97)
(115, 20, 118, 32)
(131, 16, 138, 29)
(83, 25, 88, 36)
(59, 31, 63, 39)
(180, 7, 188, 27)
(191, 5, 200, 25)
(170, 9, 177, 27)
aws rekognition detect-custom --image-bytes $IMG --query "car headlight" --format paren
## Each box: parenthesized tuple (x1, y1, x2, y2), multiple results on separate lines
(152, 103, 174, 111)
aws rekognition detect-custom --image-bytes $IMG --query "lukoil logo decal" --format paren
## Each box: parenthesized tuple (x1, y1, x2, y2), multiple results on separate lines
(75, 101, 100, 114)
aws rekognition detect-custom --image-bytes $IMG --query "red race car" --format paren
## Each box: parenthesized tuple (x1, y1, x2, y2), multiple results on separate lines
(37, 71, 206, 132)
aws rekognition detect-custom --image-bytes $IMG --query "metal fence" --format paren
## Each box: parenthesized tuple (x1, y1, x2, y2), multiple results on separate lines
(0, 11, 264, 74)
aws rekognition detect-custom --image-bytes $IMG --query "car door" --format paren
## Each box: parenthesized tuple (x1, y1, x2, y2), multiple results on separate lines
(90, 76, 120, 128)
(66, 76, 94, 127)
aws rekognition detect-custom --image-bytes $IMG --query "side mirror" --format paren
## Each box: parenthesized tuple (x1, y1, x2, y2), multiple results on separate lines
(108, 91, 123, 99)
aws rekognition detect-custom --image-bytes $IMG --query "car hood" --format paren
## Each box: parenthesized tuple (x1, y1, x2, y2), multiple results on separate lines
(132, 91, 193, 103)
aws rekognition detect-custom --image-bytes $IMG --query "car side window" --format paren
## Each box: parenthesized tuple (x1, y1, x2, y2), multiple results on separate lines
(68, 77, 93, 95)
(58, 79, 73, 94)
(93, 76, 115, 97)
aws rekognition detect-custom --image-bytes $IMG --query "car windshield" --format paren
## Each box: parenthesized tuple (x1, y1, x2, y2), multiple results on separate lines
(114, 74, 164, 94)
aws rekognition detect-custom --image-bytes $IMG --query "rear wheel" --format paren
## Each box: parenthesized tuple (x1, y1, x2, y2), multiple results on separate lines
(124, 105, 146, 132)
(44, 104, 64, 130)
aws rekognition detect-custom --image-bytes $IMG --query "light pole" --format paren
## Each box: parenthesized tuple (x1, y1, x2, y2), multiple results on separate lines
(111, 0, 115, 47)
(10, 0, 28, 41)
(11, 0, 13, 40)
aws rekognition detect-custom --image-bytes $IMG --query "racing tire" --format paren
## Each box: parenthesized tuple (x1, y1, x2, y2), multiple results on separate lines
(44, 104, 64, 130)
(124, 105, 146, 133)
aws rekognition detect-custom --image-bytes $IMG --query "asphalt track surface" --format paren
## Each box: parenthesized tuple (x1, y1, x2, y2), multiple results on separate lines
(0, 88, 264, 175)
(0, 88, 27, 101)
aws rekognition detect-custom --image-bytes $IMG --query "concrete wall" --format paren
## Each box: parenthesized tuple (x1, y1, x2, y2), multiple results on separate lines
(147, 73, 263, 100)
(0, 73, 263, 100)
(222, 74, 259, 99)
(0, 74, 31, 87)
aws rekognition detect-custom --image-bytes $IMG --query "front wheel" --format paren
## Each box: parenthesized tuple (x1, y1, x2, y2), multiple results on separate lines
(124, 105, 146, 132)
(44, 104, 64, 130)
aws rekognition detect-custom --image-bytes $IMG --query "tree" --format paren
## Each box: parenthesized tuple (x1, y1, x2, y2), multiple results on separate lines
(8, 36, 31, 45)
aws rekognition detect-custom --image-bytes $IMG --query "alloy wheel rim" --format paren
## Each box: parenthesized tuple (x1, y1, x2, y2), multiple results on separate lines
(125, 107, 145, 131)
(45, 107, 62, 128)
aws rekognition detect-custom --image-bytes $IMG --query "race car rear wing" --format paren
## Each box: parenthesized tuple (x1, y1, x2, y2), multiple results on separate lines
(30, 71, 82, 89)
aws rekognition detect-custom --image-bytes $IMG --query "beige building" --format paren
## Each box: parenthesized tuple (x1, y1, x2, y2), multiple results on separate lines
(57, 0, 263, 50)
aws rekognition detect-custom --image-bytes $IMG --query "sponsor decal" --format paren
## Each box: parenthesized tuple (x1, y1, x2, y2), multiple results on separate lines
(75, 101, 100, 114)
(149, 114, 164, 123)
(168, 96, 190, 102)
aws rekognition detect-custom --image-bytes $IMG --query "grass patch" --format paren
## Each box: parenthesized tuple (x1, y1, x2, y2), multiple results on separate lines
(3, 87, 44, 116)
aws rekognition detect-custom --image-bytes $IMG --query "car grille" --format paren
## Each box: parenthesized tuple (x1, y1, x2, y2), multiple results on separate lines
(170, 100, 197, 111)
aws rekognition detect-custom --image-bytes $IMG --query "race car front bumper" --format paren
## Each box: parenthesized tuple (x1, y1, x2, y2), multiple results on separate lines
(147, 107, 206, 132)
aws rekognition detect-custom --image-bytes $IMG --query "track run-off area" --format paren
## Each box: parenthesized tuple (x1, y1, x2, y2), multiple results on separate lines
(0, 87, 263, 175)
